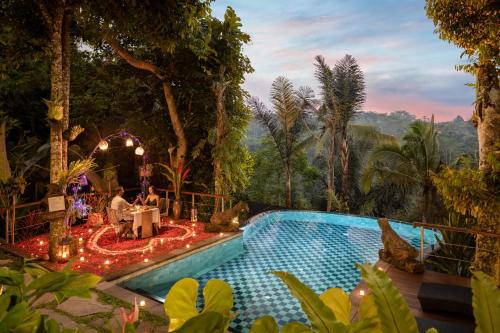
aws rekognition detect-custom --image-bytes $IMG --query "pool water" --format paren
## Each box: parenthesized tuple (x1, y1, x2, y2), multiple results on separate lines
(122, 211, 437, 332)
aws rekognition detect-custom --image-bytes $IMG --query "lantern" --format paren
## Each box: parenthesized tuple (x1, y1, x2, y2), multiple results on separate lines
(135, 146, 144, 156)
(98, 140, 109, 151)
(125, 138, 134, 147)
(56, 238, 72, 262)
(191, 206, 198, 222)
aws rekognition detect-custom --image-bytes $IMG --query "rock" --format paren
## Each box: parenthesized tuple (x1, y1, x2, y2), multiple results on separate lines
(210, 201, 248, 226)
(377, 218, 424, 273)
(207, 201, 248, 232)
(57, 292, 113, 316)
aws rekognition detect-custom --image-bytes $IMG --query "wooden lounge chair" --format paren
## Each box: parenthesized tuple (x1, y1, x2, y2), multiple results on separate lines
(417, 282, 473, 318)
(416, 317, 474, 333)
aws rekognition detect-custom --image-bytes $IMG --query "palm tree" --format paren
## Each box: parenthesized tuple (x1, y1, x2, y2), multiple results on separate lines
(361, 117, 441, 220)
(249, 77, 314, 208)
(332, 55, 366, 204)
(314, 55, 339, 211)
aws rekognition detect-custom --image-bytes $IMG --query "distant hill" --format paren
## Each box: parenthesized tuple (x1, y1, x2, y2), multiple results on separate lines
(244, 110, 478, 162)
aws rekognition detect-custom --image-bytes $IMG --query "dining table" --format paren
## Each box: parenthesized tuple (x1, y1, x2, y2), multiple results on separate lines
(124, 206, 160, 238)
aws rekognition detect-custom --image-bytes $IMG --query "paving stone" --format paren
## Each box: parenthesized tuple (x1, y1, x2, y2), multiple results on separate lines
(57, 292, 113, 316)
(136, 321, 155, 333)
(88, 315, 121, 333)
(32, 293, 54, 307)
(39, 309, 97, 332)
(154, 325, 169, 333)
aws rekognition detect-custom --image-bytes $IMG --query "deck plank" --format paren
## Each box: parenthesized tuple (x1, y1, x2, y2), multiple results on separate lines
(350, 262, 474, 328)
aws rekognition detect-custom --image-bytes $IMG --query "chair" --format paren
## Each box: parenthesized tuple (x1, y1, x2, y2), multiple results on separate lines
(159, 198, 170, 227)
(106, 207, 122, 242)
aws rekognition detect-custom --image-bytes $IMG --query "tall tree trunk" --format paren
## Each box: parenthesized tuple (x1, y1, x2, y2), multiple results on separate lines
(284, 161, 292, 208)
(326, 127, 335, 212)
(105, 37, 187, 164)
(162, 82, 187, 163)
(211, 65, 228, 213)
(61, 9, 71, 171)
(0, 121, 11, 181)
(340, 135, 349, 204)
(48, 6, 65, 184)
(473, 62, 500, 283)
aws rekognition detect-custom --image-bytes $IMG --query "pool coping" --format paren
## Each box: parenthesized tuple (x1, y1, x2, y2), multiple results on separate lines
(108, 231, 243, 283)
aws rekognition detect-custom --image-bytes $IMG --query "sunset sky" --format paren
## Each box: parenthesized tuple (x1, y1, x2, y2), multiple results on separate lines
(212, 0, 475, 121)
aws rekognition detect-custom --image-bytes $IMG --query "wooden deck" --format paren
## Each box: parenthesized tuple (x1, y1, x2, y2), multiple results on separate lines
(350, 261, 475, 328)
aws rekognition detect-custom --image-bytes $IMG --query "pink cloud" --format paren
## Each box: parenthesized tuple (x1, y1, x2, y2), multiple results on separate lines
(366, 92, 473, 122)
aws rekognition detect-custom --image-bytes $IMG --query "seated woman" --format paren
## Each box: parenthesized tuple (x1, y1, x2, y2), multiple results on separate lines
(139, 186, 160, 207)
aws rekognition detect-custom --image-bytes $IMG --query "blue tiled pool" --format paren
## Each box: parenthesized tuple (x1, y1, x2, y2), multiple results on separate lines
(121, 211, 437, 332)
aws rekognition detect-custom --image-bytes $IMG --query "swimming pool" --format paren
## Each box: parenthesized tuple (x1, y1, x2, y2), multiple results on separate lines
(121, 211, 437, 332)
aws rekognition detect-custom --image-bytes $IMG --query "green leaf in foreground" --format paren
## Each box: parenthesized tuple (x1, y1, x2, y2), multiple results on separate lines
(164, 278, 199, 332)
(357, 263, 419, 333)
(471, 271, 500, 333)
(250, 316, 279, 333)
(273, 271, 347, 333)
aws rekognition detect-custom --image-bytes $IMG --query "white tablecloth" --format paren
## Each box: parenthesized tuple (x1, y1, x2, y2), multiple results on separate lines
(128, 207, 160, 236)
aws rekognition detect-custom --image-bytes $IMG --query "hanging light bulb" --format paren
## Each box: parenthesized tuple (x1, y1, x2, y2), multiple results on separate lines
(135, 146, 144, 156)
(125, 138, 133, 147)
(98, 140, 108, 151)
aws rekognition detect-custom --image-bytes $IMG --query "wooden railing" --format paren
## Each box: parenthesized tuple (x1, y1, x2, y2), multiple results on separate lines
(412, 221, 500, 263)
(2, 189, 234, 244)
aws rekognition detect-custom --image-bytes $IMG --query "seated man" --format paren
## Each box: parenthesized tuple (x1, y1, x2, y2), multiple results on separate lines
(110, 186, 135, 238)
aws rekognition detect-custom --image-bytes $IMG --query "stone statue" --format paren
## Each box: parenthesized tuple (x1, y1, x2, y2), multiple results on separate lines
(377, 218, 424, 273)
(206, 201, 249, 232)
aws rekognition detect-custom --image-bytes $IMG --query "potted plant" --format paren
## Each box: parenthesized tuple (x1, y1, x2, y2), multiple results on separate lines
(86, 193, 109, 226)
(47, 158, 95, 262)
(157, 148, 190, 220)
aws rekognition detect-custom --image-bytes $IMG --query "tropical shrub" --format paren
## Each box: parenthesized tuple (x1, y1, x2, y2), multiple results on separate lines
(426, 213, 476, 277)
(249, 264, 499, 333)
(0, 260, 101, 332)
(163, 278, 234, 332)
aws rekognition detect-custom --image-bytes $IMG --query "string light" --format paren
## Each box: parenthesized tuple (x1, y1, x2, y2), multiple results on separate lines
(104, 259, 110, 265)
(39, 240, 44, 246)
(186, 244, 190, 249)
(135, 146, 144, 156)
(80, 256, 85, 262)
(125, 138, 134, 147)
(98, 140, 108, 151)
(139, 300, 146, 307)
(144, 258, 149, 263)
(359, 289, 365, 296)
(219, 232, 224, 236)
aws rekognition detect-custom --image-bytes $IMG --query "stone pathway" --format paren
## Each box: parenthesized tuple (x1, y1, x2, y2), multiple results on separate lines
(35, 290, 169, 333)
